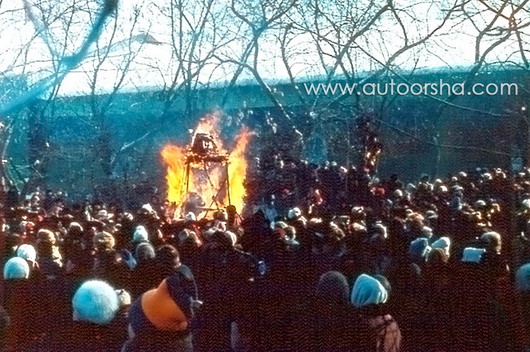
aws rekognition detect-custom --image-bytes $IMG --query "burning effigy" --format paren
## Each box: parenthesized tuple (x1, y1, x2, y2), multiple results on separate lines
(161, 114, 251, 219)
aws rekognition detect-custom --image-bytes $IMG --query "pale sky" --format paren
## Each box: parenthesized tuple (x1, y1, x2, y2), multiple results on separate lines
(0, 0, 526, 97)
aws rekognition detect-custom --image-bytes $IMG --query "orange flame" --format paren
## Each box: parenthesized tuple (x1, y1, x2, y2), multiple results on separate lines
(161, 114, 252, 218)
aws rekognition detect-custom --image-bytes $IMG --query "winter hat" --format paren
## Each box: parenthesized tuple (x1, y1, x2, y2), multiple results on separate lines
(72, 280, 119, 325)
(133, 225, 149, 243)
(288, 207, 302, 220)
(69, 222, 84, 232)
(372, 223, 388, 239)
(3, 257, 30, 279)
(431, 237, 451, 258)
(480, 231, 502, 253)
(138, 266, 198, 331)
(96, 209, 110, 221)
(18, 221, 28, 233)
(462, 247, 486, 263)
(351, 274, 389, 308)
(16, 244, 37, 262)
(93, 232, 115, 250)
(316, 271, 349, 305)
(203, 227, 218, 242)
(213, 230, 234, 249)
(37, 229, 56, 245)
(141, 204, 155, 214)
(474, 200, 486, 209)
(409, 237, 431, 261)
(135, 242, 156, 262)
(393, 189, 403, 198)
(516, 263, 530, 292)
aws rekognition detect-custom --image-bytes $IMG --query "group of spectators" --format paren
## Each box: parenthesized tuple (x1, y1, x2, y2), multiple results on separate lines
(3, 160, 530, 351)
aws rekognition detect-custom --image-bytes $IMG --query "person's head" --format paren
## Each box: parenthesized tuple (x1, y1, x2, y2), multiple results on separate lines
(72, 280, 119, 325)
(288, 207, 302, 220)
(431, 237, 451, 258)
(316, 271, 350, 306)
(184, 212, 196, 222)
(351, 273, 389, 308)
(427, 247, 449, 264)
(93, 232, 115, 252)
(3, 257, 30, 280)
(516, 263, 530, 292)
(480, 231, 502, 254)
(156, 244, 181, 272)
(132, 225, 149, 243)
(16, 244, 37, 263)
(135, 243, 156, 263)
(409, 237, 431, 263)
(37, 229, 56, 252)
(212, 230, 235, 250)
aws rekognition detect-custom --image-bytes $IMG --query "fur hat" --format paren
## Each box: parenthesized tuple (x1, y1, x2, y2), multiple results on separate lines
(431, 237, 451, 258)
(72, 280, 119, 325)
(462, 247, 486, 263)
(516, 263, 530, 292)
(351, 274, 388, 308)
(133, 225, 149, 243)
(93, 232, 115, 250)
(3, 257, 30, 279)
(16, 244, 37, 262)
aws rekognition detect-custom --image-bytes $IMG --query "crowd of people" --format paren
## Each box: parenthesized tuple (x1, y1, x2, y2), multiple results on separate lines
(3, 159, 530, 351)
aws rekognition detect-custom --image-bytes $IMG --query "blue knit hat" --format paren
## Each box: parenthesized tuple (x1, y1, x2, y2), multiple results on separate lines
(351, 274, 388, 308)
(409, 237, 431, 261)
(3, 257, 30, 279)
(72, 280, 119, 325)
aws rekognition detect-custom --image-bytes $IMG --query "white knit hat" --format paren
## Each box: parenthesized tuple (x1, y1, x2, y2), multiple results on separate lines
(16, 244, 37, 262)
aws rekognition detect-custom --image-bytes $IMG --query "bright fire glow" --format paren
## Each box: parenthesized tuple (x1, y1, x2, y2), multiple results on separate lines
(161, 114, 252, 218)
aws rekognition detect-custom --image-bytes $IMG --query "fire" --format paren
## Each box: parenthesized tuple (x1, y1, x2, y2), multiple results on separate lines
(161, 114, 252, 218)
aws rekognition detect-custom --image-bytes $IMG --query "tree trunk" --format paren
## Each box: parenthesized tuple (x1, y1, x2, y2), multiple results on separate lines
(0, 123, 6, 300)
